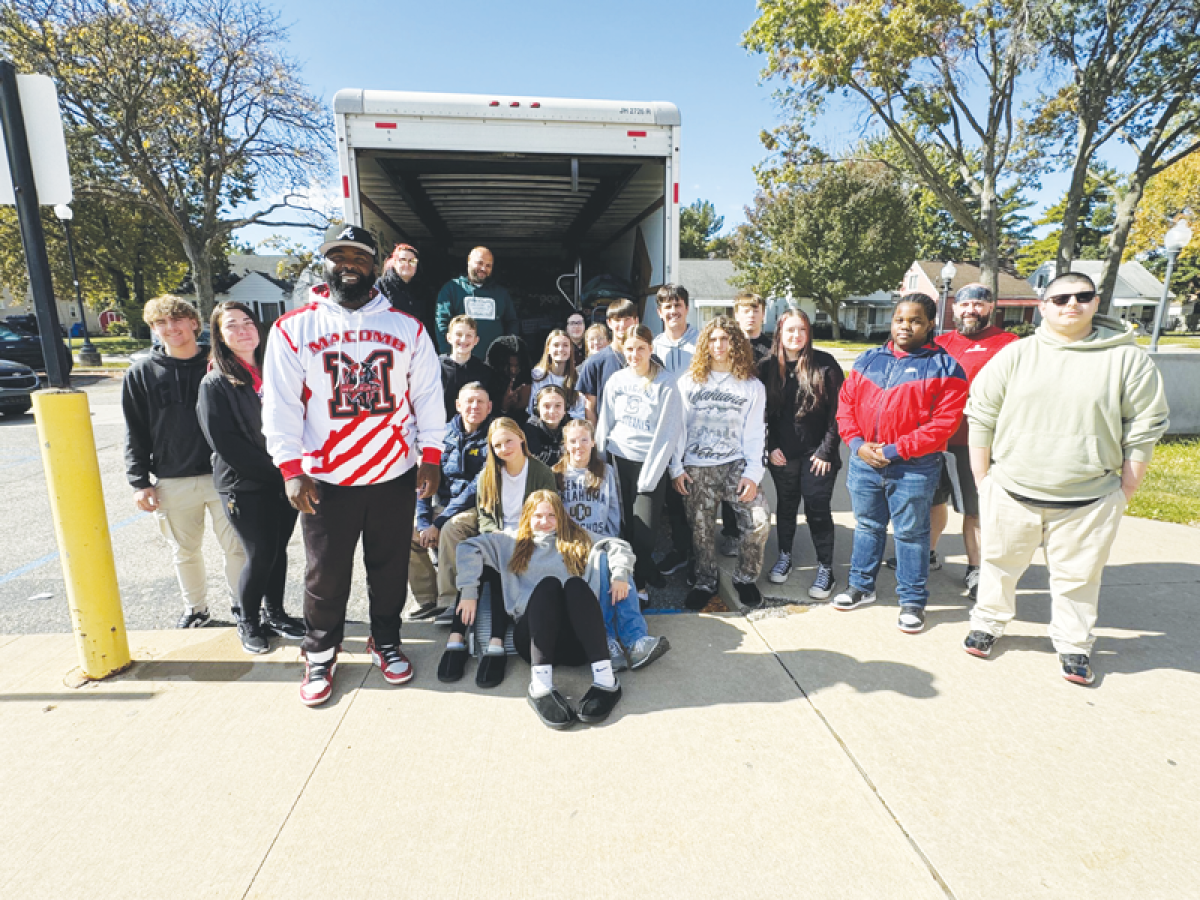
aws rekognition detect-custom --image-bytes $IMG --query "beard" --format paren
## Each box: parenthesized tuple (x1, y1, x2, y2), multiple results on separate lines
(954, 313, 989, 336)
(328, 268, 374, 308)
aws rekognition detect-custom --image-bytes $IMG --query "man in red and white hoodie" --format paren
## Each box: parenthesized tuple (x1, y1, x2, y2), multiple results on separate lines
(263, 224, 445, 706)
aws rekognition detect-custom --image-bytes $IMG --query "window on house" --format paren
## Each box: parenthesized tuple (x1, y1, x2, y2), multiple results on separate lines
(907, 274, 918, 289)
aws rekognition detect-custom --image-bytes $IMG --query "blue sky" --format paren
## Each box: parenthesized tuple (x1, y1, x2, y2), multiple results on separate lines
(243, 0, 1080, 250)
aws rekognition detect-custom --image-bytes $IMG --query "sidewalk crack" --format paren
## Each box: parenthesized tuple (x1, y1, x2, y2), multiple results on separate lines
(749, 619, 959, 900)
(238, 660, 373, 900)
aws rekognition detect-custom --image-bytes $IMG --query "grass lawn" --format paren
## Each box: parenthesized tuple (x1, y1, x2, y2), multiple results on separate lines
(78, 336, 151, 354)
(1134, 334, 1200, 350)
(1126, 437, 1200, 527)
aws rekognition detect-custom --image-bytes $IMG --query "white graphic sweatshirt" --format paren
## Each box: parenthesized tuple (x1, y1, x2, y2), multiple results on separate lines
(671, 371, 767, 483)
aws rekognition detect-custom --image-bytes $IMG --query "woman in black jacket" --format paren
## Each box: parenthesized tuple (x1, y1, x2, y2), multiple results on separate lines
(758, 308, 845, 600)
(197, 301, 305, 654)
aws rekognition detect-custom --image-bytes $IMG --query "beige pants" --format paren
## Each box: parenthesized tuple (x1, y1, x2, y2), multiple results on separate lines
(408, 531, 438, 609)
(972, 476, 1126, 655)
(153, 475, 247, 614)
(436, 509, 479, 607)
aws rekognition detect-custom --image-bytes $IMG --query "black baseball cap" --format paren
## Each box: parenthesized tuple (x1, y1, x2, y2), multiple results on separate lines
(319, 224, 378, 257)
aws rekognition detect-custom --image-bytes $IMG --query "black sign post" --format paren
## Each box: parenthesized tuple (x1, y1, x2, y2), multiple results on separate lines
(0, 59, 69, 388)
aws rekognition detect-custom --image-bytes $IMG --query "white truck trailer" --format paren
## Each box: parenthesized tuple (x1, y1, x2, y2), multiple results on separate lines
(332, 89, 681, 333)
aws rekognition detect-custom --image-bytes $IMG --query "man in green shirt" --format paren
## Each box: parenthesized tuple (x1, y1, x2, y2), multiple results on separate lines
(435, 246, 518, 357)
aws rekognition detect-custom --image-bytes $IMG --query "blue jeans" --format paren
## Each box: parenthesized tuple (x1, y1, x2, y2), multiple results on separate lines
(846, 453, 942, 608)
(597, 558, 648, 646)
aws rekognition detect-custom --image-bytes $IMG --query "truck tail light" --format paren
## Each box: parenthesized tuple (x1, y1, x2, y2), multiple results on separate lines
(342, 176, 349, 198)
(627, 130, 647, 137)
(489, 101, 500, 107)
(374, 122, 397, 129)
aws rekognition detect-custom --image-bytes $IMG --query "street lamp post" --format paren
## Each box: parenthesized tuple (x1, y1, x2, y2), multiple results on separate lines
(937, 261, 957, 335)
(52, 204, 102, 367)
(1150, 218, 1193, 353)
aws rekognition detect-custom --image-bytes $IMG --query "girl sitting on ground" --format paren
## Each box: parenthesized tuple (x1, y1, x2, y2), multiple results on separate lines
(555, 419, 670, 671)
(523, 384, 573, 467)
(451, 490, 636, 728)
(528, 329, 586, 419)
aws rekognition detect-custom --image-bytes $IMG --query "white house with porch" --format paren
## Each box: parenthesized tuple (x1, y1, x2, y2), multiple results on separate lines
(1027, 260, 1173, 327)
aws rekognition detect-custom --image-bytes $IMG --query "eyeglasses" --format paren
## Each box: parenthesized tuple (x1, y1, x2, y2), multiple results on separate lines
(1045, 291, 1096, 306)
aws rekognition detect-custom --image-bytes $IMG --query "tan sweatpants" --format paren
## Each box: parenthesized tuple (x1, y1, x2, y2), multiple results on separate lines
(972, 476, 1126, 655)
(153, 475, 247, 615)
(437, 509, 479, 607)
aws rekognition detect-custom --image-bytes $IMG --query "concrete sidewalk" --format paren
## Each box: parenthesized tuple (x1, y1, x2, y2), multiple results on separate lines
(4, 511, 1198, 899)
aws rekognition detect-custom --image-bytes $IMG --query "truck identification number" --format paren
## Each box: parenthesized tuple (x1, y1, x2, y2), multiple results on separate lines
(619, 106, 651, 115)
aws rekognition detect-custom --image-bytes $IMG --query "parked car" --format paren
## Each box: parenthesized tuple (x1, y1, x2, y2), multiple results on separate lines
(0, 358, 39, 417)
(0, 322, 74, 374)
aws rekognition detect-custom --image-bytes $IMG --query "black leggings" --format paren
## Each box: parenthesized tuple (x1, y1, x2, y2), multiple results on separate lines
(451, 566, 508, 642)
(611, 453, 668, 587)
(220, 488, 298, 621)
(514, 576, 608, 667)
(769, 452, 837, 565)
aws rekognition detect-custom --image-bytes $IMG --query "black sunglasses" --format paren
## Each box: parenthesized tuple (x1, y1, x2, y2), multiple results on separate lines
(1046, 291, 1096, 306)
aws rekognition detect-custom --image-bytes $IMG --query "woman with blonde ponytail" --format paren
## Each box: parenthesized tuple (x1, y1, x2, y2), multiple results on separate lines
(449, 490, 637, 729)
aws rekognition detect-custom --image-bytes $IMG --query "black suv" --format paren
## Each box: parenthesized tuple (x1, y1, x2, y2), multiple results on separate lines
(0, 321, 74, 373)
(0, 359, 38, 417)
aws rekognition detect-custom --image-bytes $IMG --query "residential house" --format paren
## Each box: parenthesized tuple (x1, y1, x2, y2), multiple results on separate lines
(1027, 260, 1173, 328)
(902, 261, 1040, 330)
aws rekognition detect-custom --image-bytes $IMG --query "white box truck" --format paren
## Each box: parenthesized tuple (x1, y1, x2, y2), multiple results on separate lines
(332, 89, 681, 338)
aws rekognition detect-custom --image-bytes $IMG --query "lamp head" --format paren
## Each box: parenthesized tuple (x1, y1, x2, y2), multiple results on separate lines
(1164, 218, 1193, 255)
(940, 261, 957, 283)
(53, 204, 73, 221)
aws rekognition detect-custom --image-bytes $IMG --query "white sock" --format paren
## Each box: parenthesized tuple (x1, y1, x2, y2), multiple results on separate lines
(529, 664, 554, 698)
(445, 640, 466, 651)
(307, 647, 335, 664)
(591, 659, 616, 688)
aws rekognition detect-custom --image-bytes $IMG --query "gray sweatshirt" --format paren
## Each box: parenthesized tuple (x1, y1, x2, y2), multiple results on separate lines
(671, 371, 767, 483)
(595, 366, 685, 493)
(558, 464, 622, 537)
(456, 530, 636, 619)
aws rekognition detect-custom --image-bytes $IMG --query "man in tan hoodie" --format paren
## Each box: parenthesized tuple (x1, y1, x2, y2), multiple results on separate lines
(963, 271, 1170, 685)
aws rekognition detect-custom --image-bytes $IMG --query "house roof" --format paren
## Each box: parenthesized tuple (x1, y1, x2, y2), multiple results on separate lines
(678, 259, 739, 305)
(914, 261, 1039, 303)
(845, 290, 897, 308)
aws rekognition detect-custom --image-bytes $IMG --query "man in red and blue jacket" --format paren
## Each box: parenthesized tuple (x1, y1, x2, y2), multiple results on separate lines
(833, 293, 968, 634)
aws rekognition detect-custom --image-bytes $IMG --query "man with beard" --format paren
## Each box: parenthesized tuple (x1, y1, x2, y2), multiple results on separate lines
(376, 242, 437, 346)
(435, 246, 518, 358)
(262, 224, 445, 706)
(897, 284, 1017, 599)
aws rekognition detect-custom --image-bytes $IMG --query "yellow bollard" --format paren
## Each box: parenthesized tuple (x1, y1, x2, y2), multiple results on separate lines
(32, 388, 131, 680)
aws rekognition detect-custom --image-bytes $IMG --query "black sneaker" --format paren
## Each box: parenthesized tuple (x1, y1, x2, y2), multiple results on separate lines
(734, 580, 763, 609)
(884, 550, 941, 571)
(261, 608, 305, 639)
(685, 586, 717, 611)
(177, 610, 211, 629)
(832, 588, 876, 611)
(897, 605, 925, 634)
(963, 630, 997, 658)
(657, 551, 689, 576)
(808, 564, 836, 600)
(528, 688, 577, 729)
(237, 618, 270, 655)
(1060, 653, 1095, 685)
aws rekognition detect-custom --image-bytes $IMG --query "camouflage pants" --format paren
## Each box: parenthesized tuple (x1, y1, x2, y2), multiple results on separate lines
(684, 460, 770, 591)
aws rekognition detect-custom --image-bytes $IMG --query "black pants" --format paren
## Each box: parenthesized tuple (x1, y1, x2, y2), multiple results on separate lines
(220, 487, 298, 622)
(663, 484, 693, 557)
(300, 469, 417, 653)
(612, 453, 668, 587)
(769, 453, 837, 566)
(514, 576, 608, 666)
(451, 566, 508, 641)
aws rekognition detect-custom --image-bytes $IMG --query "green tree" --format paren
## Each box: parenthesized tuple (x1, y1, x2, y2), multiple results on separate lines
(679, 199, 730, 258)
(1030, 0, 1200, 290)
(1015, 169, 1116, 276)
(0, 0, 331, 317)
(731, 162, 917, 339)
(744, 0, 1040, 301)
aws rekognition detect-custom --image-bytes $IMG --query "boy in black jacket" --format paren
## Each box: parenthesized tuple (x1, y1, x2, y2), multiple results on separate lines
(122, 295, 246, 628)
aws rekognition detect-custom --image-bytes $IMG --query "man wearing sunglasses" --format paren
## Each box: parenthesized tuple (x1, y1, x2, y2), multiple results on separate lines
(962, 272, 1169, 685)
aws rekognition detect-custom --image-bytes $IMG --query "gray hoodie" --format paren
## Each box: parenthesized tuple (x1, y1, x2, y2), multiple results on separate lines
(595, 366, 685, 493)
(456, 530, 636, 619)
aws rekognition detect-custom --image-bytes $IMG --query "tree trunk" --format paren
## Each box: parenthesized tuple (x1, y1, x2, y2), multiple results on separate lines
(1056, 122, 1099, 277)
(1097, 174, 1149, 316)
(181, 238, 216, 318)
(133, 266, 147, 311)
(977, 172, 1001, 305)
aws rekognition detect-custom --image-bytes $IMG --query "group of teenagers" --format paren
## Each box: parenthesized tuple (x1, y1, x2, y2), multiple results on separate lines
(123, 222, 1169, 731)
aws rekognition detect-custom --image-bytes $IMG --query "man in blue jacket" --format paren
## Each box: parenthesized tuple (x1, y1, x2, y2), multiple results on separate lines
(435, 247, 519, 357)
(408, 381, 494, 619)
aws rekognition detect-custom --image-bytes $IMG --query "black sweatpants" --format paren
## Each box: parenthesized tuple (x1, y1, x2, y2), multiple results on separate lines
(450, 566, 508, 642)
(769, 452, 837, 566)
(220, 487, 298, 622)
(611, 453, 668, 588)
(301, 468, 417, 653)
(514, 576, 608, 667)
